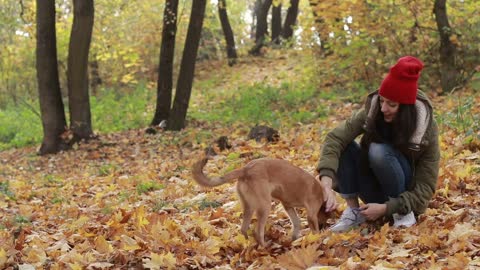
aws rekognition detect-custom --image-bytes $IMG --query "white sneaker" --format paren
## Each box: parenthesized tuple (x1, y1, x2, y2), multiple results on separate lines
(330, 207, 366, 232)
(393, 211, 416, 228)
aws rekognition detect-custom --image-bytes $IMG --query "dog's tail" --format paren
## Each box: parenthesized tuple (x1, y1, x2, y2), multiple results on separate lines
(192, 157, 244, 187)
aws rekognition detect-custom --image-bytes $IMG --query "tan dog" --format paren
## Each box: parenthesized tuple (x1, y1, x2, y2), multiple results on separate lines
(192, 157, 328, 246)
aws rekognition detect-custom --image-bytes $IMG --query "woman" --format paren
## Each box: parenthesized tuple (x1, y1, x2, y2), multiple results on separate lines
(316, 56, 440, 232)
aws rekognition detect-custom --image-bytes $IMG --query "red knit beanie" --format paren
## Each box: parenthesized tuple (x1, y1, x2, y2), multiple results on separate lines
(378, 56, 424, 104)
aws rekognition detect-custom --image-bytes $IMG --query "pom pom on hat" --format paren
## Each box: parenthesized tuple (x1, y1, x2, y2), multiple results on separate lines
(379, 56, 424, 104)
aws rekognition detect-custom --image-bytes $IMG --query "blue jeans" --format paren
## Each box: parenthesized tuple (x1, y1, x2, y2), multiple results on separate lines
(336, 142, 412, 203)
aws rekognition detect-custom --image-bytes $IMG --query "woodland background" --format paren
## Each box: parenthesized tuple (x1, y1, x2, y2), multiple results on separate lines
(0, 0, 479, 269)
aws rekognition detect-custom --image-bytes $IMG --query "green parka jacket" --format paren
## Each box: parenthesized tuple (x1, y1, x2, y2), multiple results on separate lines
(316, 90, 440, 217)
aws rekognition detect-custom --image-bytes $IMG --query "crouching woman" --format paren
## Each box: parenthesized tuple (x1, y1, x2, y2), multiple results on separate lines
(317, 56, 440, 232)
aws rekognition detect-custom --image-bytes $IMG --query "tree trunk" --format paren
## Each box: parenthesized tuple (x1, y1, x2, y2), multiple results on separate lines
(250, 1, 260, 39)
(89, 56, 102, 96)
(282, 0, 299, 40)
(271, 3, 282, 45)
(218, 0, 237, 66)
(67, 0, 94, 142)
(167, 0, 206, 131)
(308, 1, 331, 55)
(36, 0, 68, 155)
(249, 0, 272, 55)
(434, 0, 459, 93)
(151, 0, 179, 126)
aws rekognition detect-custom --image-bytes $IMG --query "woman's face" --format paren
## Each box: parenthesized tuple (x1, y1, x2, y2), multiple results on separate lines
(379, 95, 400, 123)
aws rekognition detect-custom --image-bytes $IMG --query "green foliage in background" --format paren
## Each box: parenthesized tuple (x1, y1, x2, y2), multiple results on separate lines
(90, 84, 153, 132)
(0, 104, 43, 150)
(0, 0, 253, 106)
(0, 0, 478, 151)
(310, 0, 480, 92)
(190, 82, 327, 128)
(0, 84, 153, 151)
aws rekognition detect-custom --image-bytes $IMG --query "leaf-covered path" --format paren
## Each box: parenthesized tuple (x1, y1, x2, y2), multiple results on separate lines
(1, 55, 480, 269)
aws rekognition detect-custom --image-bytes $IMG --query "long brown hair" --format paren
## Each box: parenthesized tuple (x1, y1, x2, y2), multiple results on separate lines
(360, 100, 417, 155)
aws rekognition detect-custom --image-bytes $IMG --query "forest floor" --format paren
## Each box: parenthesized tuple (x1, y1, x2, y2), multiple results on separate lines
(1, 50, 480, 269)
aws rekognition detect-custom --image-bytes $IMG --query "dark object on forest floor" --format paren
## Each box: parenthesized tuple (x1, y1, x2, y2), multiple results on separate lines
(247, 125, 280, 142)
(145, 127, 157, 135)
(216, 136, 232, 151)
(204, 136, 233, 156)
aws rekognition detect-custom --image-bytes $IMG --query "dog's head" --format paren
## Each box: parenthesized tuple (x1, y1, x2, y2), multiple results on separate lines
(315, 180, 330, 227)
(317, 205, 330, 229)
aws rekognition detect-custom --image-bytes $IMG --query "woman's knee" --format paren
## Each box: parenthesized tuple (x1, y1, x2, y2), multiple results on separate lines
(368, 143, 390, 167)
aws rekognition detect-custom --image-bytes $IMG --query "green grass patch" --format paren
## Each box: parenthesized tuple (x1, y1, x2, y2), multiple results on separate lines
(198, 199, 222, 210)
(436, 95, 480, 136)
(0, 83, 154, 151)
(14, 215, 30, 224)
(117, 191, 131, 203)
(91, 83, 153, 133)
(42, 174, 65, 187)
(0, 104, 43, 150)
(136, 181, 164, 194)
(51, 196, 64, 204)
(190, 81, 332, 127)
(96, 163, 119, 177)
(0, 181, 15, 200)
(152, 199, 170, 212)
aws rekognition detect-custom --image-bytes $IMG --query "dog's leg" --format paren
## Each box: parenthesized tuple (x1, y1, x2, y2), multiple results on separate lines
(306, 205, 321, 233)
(283, 205, 301, 240)
(241, 203, 254, 239)
(255, 205, 269, 247)
(253, 187, 271, 247)
(237, 185, 253, 239)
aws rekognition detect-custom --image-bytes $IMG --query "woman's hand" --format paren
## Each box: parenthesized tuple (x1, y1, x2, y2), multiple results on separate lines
(359, 203, 387, 220)
(316, 175, 338, 212)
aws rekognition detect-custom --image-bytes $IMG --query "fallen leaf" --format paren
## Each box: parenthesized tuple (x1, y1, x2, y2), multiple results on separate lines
(277, 244, 323, 270)
(120, 235, 141, 251)
(87, 262, 114, 269)
(143, 252, 177, 270)
(0, 249, 6, 268)
(94, 235, 113, 254)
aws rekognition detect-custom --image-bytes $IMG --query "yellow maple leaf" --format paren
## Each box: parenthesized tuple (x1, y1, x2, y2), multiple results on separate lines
(371, 223, 388, 246)
(95, 235, 113, 254)
(291, 232, 322, 247)
(151, 222, 172, 244)
(446, 253, 469, 269)
(120, 235, 141, 251)
(305, 267, 334, 270)
(0, 248, 7, 268)
(233, 234, 250, 249)
(201, 237, 222, 255)
(25, 248, 47, 265)
(70, 215, 90, 230)
(68, 263, 83, 270)
(133, 205, 150, 230)
(164, 218, 180, 233)
(143, 252, 177, 270)
(278, 244, 323, 270)
(448, 222, 479, 244)
(95, 191, 105, 201)
(455, 163, 472, 180)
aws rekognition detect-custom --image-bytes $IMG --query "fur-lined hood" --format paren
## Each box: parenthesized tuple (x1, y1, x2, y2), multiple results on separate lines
(363, 90, 433, 152)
